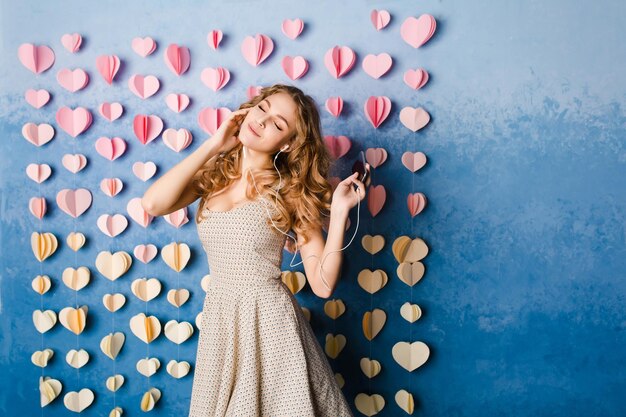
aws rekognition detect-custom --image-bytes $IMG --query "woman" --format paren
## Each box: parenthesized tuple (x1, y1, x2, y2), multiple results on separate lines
(142, 83, 367, 416)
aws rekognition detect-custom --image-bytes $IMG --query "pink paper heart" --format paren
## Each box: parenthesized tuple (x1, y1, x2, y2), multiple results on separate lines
(324, 46, 356, 79)
(401, 151, 427, 172)
(132, 161, 157, 181)
(281, 56, 309, 80)
(25, 89, 50, 109)
(26, 163, 52, 183)
(370, 9, 391, 31)
(365, 148, 388, 168)
(364, 96, 392, 128)
(100, 177, 123, 197)
(96, 55, 120, 85)
(134, 244, 158, 263)
(165, 93, 190, 113)
(281, 18, 304, 40)
(323, 135, 352, 159)
(61, 33, 82, 53)
(200, 67, 230, 91)
(29, 197, 47, 219)
(21, 123, 54, 147)
(95, 136, 127, 161)
(325, 97, 343, 117)
(241, 34, 274, 66)
(246, 85, 263, 100)
(127, 197, 154, 228)
(408, 193, 427, 217)
(401, 14, 437, 48)
(164, 208, 189, 228)
(162, 128, 193, 153)
(99, 102, 123, 121)
(132, 37, 156, 57)
(399, 106, 430, 132)
(56, 68, 89, 92)
(197, 107, 231, 135)
(164, 44, 190, 76)
(97, 214, 128, 237)
(207, 30, 223, 50)
(128, 74, 160, 99)
(62, 154, 87, 173)
(403, 68, 429, 90)
(56, 188, 92, 218)
(362, 53, 393, 79)
(55, 106, 92, 137)
(18, 43, 55, 74)
(133, 114, 163, 145)
(367, 185, 386, 217)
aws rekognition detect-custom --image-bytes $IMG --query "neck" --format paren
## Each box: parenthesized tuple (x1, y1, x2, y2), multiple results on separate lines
(241, 145, 274, 174)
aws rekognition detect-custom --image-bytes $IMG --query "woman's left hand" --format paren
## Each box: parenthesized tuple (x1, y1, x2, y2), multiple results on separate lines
(331, 167, 368, 215)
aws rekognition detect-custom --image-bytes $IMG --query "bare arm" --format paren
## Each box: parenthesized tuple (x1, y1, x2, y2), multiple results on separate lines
(141, 139, 221, 217)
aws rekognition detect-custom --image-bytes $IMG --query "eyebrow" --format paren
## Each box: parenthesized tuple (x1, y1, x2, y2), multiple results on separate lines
(262, 99, 290, 128)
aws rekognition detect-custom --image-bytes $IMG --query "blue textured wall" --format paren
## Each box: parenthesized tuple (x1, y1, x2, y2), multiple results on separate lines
(1, 0, 625, 416)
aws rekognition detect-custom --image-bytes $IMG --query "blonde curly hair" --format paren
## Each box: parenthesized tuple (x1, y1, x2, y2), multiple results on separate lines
(192, 83, 333, 245)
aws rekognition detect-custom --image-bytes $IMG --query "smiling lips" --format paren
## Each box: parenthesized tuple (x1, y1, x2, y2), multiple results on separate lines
(247, 123, 261, 137)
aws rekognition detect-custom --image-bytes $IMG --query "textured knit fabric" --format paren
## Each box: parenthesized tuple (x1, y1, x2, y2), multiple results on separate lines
(189, 198, 354, 417)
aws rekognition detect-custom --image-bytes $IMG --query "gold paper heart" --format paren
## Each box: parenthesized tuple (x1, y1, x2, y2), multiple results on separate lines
(392, 236, 428, 263)
(392, 341, 430, 371)
(33, 309, 57, 333)
(324, 333, 346, 359)
(166, 359, 191, 378)
(102, 293, 126, 312)
(164, 320, 194, 344)
(31, 232, 58, 262)
(59, 305, 88, 335)
(137, 358, 160, 377)
(167, 288, 190, 307)
(63, 388, 94, 412)
(396, 261, 425, 286)
(360, 357, 381, 378)
(301, 307, 311, 322)
(354, 393, 385, 416)
(32, 348, 54, 367)
(161, 242, 191, 272)
(323, 299, 346, 319)
(131, 277, 161, 302)
(62, 266, 91, 291)
(109, 406, 123, 417)
(281, 270, 306, 294)
(39, 376, 62, 407)
(395, 389, 415, 414)
(32, 275, 51, 295)
(106, 375, 124, 392)
(362, 234, 385, 255)
(362, 308, 386, 341)
(66, 231, 86, 251)
(96, 250, 132, 281)
(140, 387, 161, 412)
(200, 274, 212, 291)
(66, 348, 89, 369)
(100, 332, 125, 360)
(400, 302, 422, 323)
(357, 269, 388, 294)
(130, 313, 161, 344)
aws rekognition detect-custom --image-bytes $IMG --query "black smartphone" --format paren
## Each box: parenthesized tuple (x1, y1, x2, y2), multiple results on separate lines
(351, 150, 370, 187)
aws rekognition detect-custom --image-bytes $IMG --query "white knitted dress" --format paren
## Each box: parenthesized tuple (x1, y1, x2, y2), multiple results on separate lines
(188, 198, 354, 417)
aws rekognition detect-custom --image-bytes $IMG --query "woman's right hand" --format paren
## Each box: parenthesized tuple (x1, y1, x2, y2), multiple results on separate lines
(212, 107, 251, 154)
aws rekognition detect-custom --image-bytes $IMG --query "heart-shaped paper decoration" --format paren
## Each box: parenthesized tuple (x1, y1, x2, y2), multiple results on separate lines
(200, 274, 212, 292)
(198, 106, 231, 134)
(131, 277, 162, 302)
(392, 236, 429, 263)
(137, 358, 161, 377)
(106, 375, 124, 392)
(133, 162, 157, 183)
(404, 68, 429, 90)
(127, 196, 155, 227)
(355, 393, 385, 416)
(162, 128, 193, 152)
(29, 197, 46, 220)
(282, 56, 309, 80)
(59, 305, 88, 335)
(32, 274, 52, 295)
(325, 97, 343, 117)
(134, 244, 158, 263)
(130, 313, 161, 344)
(392, 341, 430, 371)
(103, 293, 126, 312)
(55, 106, 92, 137)
(167, 359, 191, 378)
(22, 122, 54, 147)
(61, 153, 87, 173)
(323, 135, 351, 159)
(164, 44, 190, 76)
(133, 114, 163, 144)
(25, 89, 50, 109)
(166, 93, 190, 113)
(66, 348, 89, 368)
(66, 232, 86, 251)
(400, 106, 430, 132)
(167, 289, 190, 307)
(99, 102, 123, 121)
(95, 136, 127, 161)
(39, 376, 62, 407)
(26, 163, 52, 183)
(370, 9, 391, 31)
(408, 192, 427, 217)
(362, 308, 386, 340)
(324, 46, 355, 78)
(357, 269, 388, 294)
(164, 320, 194, 344)
(32, 348, 54, 367)
(164, 208, 189, 228)
(161, 242, 191, 272)
(201, 66, 230, 91)
(56, 188, 92, 218)
(57, 68, 89, 92)
(31, 232, 58, 262)
(61, 33, 82, 52)
(95, 250, 132, 281)
(400, 302, 422, 323)
(280, 271, 306, 294)
(132, 37, 156, 57)
(63, 388, 94, 412)
(362, 234, 385, 255)
(246, 85, 263, 100)
(62, 266, 90, 291)
(323, 299, 346, 319)
(401, 151, 427, 172)
(360, 357, 382, 378)
(100, 332, 125, 360)
(241, 34, 274, 66)
(207, 30, 223, 50)
(395, 389, 415, 414)
(18, 43, 55, 74)
(97, 214, 128, 237)
(140, 387, 161, 411)
(324, 333, 346, 359)
(100, 177, 123, 197)
(128, 74, 160, 99)
(362, 53, 392, 79)
(33, 309, 57, 333)
(282, 18, 304, 39)
(396, 261, 425, 286)
(367, 185, 386, 217)
(364, 96, 391, 128)
(401, 14, 436, 48)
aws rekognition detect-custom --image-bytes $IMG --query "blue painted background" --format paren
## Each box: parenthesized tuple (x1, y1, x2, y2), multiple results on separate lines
(1, 0, 625, 416)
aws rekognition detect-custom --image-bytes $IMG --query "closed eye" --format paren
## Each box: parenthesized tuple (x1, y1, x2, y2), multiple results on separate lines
(259, 104, 283, 131)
